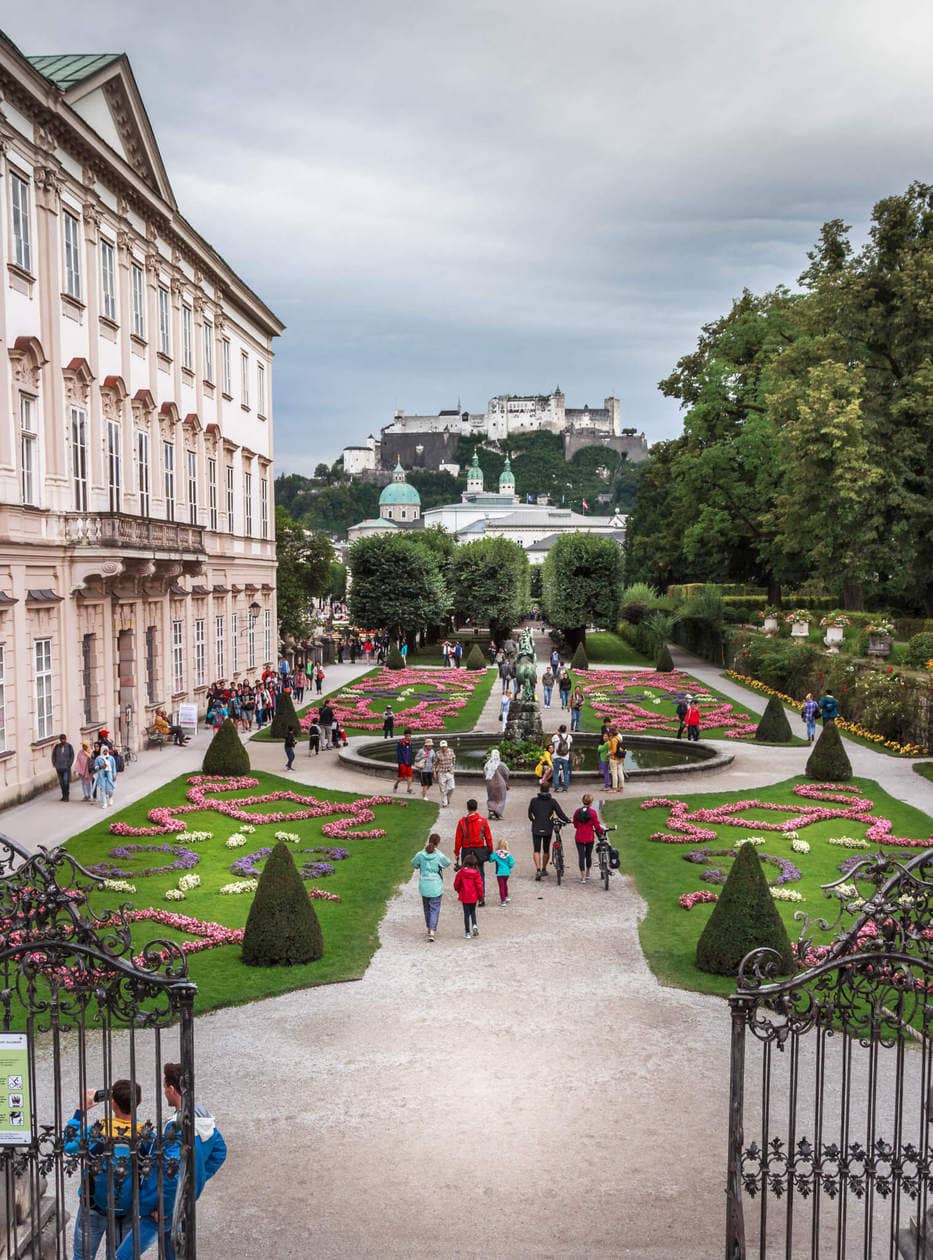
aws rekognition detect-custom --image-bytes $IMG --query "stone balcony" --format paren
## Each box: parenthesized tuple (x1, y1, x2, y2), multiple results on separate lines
(63, 512, 206, 554)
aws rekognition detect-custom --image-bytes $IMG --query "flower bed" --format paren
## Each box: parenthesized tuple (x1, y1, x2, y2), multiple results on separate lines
(579, 668, 759, 739)
(297, 665, 492, 734)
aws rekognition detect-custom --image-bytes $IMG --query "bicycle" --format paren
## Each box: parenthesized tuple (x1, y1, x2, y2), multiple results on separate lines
(551, 819, 565, 886)
(595, 823, 618, 891)
(120, 744, 137, 764)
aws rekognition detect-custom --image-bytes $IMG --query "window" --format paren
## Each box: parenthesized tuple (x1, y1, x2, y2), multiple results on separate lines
(158, 286, 171, 355)
(82, 633, 95, 725)
(101, 239, 117, 321)
(34, 638, 53, 741)
(187, 449, 198, 525)
(194, 618, 205, 687)
(71, 407, 88, 511)
(257, 362, 266, 416)
(136, 429, 151, 515)
(244, 470, 253, 536)
(0, 645, 6, 753)
(231, 612, 239, 673)
(222, 338, 231, 394)
(63, 211, 82, 299)
(247, 614, 256, 669)
(226, 463, 234, 531)
(208, 458, 218, 531)
(172, 620, 184, 694)
(260, 475, 269, 540)
(204, 321, 214, 383)
(241, 351, 249, 406)
(215, 614, 225, 679)
(131, 263, 145, 338)
(182, 304, 193, 370)
(11, 173, 31, 272)
(163, 440, 175, 521)
(263, 609, 272, 662)
(146, 625, 157, 704)
(19, 395, 37, 506)
(107, 420, 122, 512)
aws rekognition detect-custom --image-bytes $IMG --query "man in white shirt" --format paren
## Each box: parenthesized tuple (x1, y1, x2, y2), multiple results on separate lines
(551, 724, 573, 792)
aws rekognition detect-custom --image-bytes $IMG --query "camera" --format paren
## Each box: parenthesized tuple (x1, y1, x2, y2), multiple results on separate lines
(93, 1088, 111, 1103)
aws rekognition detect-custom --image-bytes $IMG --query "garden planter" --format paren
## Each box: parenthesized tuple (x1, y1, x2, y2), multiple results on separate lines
(867, 633, 892, 659)
(790, 620, 810, 640)
(763, 616, 779, 636)
(824, 625, 845, 653)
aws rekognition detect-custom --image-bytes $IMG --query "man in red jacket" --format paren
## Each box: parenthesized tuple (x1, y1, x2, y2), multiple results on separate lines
(454, 798, 493, 906)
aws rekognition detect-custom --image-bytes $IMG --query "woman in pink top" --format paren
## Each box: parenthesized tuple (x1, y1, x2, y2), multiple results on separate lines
(685, 701, 701, 742)
(571, 793, 603, 883)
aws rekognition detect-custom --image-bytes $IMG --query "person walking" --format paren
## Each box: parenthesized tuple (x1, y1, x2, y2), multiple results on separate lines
(284, 726, 297, 771)
(549, 647, 560, 674)
(319, 702, 335, 749)
(52, 733, 75, 801)
(570, 686, 584, 732)
(528, 783, 569, 880)
(307, 719, 322, 756)
(572, 794, 603, 883)
(558, 666, 572, 711)
(484, 748, 509, 820)
(74, 741, 93, 802)
(434, 739, 456, 807)
(597, 730, 612, 792)
(93, 746, 117, 810)
(607, 725, 627, 793)
(675, 694, 689, 740)
(499, 655, 512, 694)
(801, 692, 821, 743)
(542, 666, 555, 707)
(314, 665, 325, 695)
(452, 641, 463, 669)
(442, 640, 451, 668)
(551, 724, 573, 792)
(411, 832, 450, 941)
(454, 852, 484, 939)
(293, 667, 307, 704)
(685, 698, 701, 742)
(383, 706, 395, 739)
(499, 691, 511, 729)
(818, 689, 840, 725)
(414, 738, 436, 800)
(394, 728, 415, 794)
(490, 839, 515, 906)
(454, 799, 494, 904)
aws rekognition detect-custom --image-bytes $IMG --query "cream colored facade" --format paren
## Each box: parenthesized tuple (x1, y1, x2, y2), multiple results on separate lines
(0, 38, 284, 806)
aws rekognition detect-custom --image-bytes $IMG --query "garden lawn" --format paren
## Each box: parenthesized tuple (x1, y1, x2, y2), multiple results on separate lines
(915, 762, 933, 784)
(62, 771, 436, 1014)
(296, 665, 495, 736)
(604, 776, 933, 999)
(585, 631, 652, 666)
(250, 670, 379, 741)
(577, 668, 806, 744)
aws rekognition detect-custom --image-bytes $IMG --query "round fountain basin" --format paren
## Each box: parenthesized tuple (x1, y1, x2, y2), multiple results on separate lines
(339, 731, 733, 781)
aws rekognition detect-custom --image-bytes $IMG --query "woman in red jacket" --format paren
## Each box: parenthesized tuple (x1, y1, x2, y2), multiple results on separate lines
(685, 700, 701, 742)
(454, 852, 484, 939)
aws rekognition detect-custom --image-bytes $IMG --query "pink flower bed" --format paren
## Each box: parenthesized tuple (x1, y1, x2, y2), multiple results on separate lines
(642, 783, 933, 849)
(101, 907, 244, 963)
(581, 669, 758, 738)
(678, 890, 720, 910)
(298, 666, 484, 732)
(109, 775, 402, 841)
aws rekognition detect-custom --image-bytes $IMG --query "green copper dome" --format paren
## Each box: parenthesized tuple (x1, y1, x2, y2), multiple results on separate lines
(379, 461, 421, 506)
(499, 455, 515, 491)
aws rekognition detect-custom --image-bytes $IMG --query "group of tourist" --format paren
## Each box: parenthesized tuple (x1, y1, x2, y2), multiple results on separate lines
(51, 730, 124, 809)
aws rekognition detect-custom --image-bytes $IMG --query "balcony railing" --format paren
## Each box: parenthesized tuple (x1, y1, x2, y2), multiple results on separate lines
(63, 513, 206, 553)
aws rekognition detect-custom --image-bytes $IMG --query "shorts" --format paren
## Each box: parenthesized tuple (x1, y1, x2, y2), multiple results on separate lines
(532, 833, 552, 854)
(420, 771, 434, 786)
(397, 764, 413, 780)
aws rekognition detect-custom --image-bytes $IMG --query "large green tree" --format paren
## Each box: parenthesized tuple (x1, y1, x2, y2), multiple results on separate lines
(275, 507, 333, 639)
(348, 534, 450, 640)
(450, 538, 530, 641)
(541, 533, 624, 647)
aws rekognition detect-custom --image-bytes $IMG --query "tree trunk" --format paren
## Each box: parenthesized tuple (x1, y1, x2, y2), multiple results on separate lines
(842, 580, 865, 611)
(767, 581, 783, 607)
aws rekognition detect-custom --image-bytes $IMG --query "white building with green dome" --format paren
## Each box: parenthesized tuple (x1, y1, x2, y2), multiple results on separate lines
(379, 460, 422, 523)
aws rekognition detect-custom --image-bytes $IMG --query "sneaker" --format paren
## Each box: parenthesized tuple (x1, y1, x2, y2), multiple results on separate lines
(428, 931, 435, 942)
(393, 781, 399, 793)
(579, 876, 586, 883)
(471, 924, 479, 937)
(535, 871, 542, 882)
(505, 897, 510, 904)
(478, 898, 485, 907)
(465, 931, 472, 939)
(499, 901, 506, 908)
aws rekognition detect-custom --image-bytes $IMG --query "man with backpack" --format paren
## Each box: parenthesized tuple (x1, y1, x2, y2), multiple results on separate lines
(550, 724, 573, 792)
(454, 798, 494, 905)
(675, 695, 689, 740)
(818, 689, 840, 725)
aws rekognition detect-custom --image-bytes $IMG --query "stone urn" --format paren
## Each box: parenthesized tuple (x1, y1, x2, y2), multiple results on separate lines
(867, 633, 892, 659)
(763, 616, 779, 636)
(790, 620, 810, 640)
(824, 625, 845, 653)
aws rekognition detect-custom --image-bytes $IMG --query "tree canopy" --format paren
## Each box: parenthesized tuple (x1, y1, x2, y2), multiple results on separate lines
(348, 534, 450, 640)
(275, 507, 333, 640)
(541, 533, 624, 646)
(450, 537, 530, 641)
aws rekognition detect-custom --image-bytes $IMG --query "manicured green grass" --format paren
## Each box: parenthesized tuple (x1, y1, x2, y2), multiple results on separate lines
(250, 671, 378, 741)
(914, 762, 933, 784)
(603, 776, 933, 999)
(63, 771, 436, 1014)
(585, 631, 652, 666)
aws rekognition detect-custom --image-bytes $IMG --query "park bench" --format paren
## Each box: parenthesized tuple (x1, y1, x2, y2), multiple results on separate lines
(145, 725, 166, 749)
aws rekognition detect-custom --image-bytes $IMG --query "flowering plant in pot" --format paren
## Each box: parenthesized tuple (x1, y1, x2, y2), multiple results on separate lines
(784, 609, 811, 625)
(819, 612, 851, 628)
(865, 619, 895, 636)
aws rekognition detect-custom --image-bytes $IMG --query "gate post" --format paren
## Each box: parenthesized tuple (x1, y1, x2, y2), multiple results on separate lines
(726, 995, 750, 1260)
(172, 983, 199, 1260)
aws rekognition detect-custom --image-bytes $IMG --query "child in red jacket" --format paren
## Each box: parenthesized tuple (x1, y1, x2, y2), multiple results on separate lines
(454, 851, 484, 939)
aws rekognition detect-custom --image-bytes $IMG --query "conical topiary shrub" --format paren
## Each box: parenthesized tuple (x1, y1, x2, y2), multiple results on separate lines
(755, 694, 793, 743)
(806, 721, 852, 781)
(241, 842, 325, 966)
(386, 645, 405, 670)
(696, 842, 794, 977)
(202, 717, 250, 776)
(655, 644, 675, 672)
(465, 644, 487, 670)
(571, 642, 589, 671)
(269, 690, 299, 739)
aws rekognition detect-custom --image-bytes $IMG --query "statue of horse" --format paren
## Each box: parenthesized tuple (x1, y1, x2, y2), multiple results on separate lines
(514, 627, 538, 702)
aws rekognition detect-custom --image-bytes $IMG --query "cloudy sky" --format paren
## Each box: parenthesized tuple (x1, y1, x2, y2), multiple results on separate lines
(14, 2, 933, 473)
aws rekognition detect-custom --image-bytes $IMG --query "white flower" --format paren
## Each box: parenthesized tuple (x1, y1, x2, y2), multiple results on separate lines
(225, 834, 247, 849)
(185, 831, 213, 843)
(770, 888, 803, 902)
(164, 888, 186, 901)
(735, 837, 766, 848)
(783, 830, 799, 841)
(828, 836, 870, 850)
(834, 883, 858, 899)
(274, 831, 301, 844)
(219, 879, 258, 896)
(239, 824, 256, 834)
(177, 873, 201, 892)
(791, 838, 810, 855)
(103, 878, 136, 894)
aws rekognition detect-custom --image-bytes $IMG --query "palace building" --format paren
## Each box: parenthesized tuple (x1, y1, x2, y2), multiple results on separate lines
(0, 36, 284, 805)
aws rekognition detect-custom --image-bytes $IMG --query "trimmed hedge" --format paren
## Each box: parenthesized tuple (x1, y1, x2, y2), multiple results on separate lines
(241, 842, 325, 966)
(202, 718, 250, 776)
(656, 644, 674, 672)
(806, 721, 852, 781)
(571, 642, 589, 671)
(755, 694, 793, 743)
(269, 690, 299, 739)
(696, 842, 794, 977)
(465, 644, 487, 670)
(386, 645, 405, 670)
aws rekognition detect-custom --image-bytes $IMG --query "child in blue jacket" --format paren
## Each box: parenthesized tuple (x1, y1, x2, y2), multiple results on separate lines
(490, 839, 515, 905)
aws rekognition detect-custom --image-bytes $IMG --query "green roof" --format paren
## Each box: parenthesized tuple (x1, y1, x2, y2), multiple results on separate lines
(27, 54, 122, 90)
(379, 482, 421, 507)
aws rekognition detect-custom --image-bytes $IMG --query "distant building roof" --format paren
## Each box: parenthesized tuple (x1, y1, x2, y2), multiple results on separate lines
(27, 53, 122, 89)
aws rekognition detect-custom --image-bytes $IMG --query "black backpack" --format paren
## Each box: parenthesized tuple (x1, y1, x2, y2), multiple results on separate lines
(576, 807, 591, 825)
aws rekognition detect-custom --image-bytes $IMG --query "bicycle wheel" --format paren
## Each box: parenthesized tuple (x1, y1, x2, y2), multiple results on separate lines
(602, 852, 610, 891)
(554, 841, 564, 885)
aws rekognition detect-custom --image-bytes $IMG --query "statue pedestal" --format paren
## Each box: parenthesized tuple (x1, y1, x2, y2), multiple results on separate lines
(504, 699, 543, 743)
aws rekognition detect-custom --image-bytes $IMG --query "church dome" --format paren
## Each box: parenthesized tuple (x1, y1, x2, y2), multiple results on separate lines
(499, 455, 515, 493)
(379, 460, 421, 507)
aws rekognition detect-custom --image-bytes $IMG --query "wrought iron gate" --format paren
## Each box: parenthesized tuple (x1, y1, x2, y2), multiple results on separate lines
(0, 832, 198, 1259)
(726, 849, 933, 1259)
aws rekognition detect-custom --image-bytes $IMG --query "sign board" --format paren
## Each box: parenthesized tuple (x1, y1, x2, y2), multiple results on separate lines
(177, 703, 198, 732)
(0, 1033, 31, 1145)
